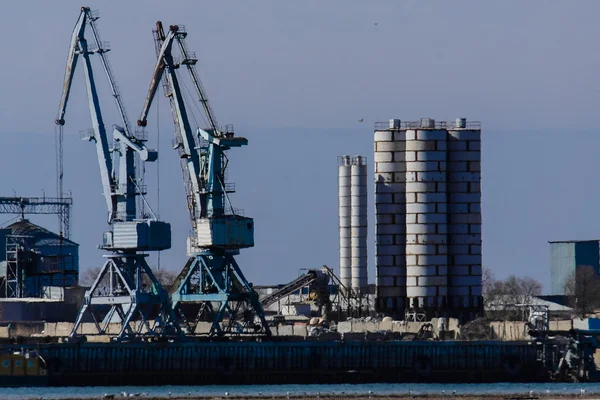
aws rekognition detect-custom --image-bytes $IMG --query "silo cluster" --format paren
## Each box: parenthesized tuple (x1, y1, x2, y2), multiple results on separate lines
(338, 155, 368, 295)
(373, 118, 482, 321)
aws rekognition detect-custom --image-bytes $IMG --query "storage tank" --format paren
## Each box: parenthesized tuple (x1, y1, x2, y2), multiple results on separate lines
(404, 122, 448, 312)
(338, 156, 352, 290)
(374, 122, 407, 315)
(350, 155, 368, 294)
(447, 118, 482, 318)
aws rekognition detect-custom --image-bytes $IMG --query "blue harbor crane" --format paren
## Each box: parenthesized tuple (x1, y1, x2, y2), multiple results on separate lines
(138, 22, 271, 336)
(55, 8, 181, 340)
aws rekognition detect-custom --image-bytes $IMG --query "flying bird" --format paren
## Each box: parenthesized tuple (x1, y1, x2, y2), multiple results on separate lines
(358, 118, 364, 122)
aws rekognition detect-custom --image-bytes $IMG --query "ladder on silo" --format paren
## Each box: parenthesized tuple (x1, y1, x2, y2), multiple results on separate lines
(5, 236, 23, 298)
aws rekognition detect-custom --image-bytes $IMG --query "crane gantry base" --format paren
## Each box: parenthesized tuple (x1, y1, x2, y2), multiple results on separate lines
(171, 252, 271, 337)
(70, 254, 182, 341)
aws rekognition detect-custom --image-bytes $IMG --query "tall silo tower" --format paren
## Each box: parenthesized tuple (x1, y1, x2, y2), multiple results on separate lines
(350, 156, 368, 294)
(374, 119, 407, 317)
(404, 119, 448, 314)
(338, 156, 352, 290)
(447, 118, 482, 317)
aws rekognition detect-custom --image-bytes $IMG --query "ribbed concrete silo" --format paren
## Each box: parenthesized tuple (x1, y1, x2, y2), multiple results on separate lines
(404, 118, 448, 313)
(350, 156, 368, 294)
(447, 118, 482, 319)
(338, 156, 352, 290)
(374, 119, 407, 316)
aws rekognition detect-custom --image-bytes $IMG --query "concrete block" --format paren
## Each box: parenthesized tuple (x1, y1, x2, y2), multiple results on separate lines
(449, 130, 481, 141)
(375, 172, 394, 182)
(394, 131, 408, 141)
(416, 193, 446, 203)
(454, 254, 482, 265)
(374, 152, 393, 163)
(448, 172, 480, 182)
(470, 265, 482, 275)
(448, 266, 469, 275)
(436, 203, 447, 213)
(417, 151, 446, 161)
(417, 171, 446, 181)
(375, 214, 393, 224)
(277, 325, 294, 336)
(447, 161, 468, 171)
(379, 319, 393, 331)
(469, 224, 482, 234)
(448, 151, 481, 162)
(448, 224, 469, 234)
(449, 244, 469, 254)
(449, 214, 482, 224)
(468, 140, 481, 151)
(376, 162, 406, 173)
(337, 321, 352, 333)
(376, 203, 405, 214)
(376, 276, 395, 286)
(447, 141, 467, 151)
(470, 244, 482, 254)
(417, 213, 447, 224)
(449, 193, 480, 203)
(406, 161, 441, 172)
(406, 276, 417, 286)
(404, 171, 417, 182)
(406, 182, 436, 193)
(377, 244, 406, 256)
(394, 234, 407, 245)
(377, 223, 405, 235)
(405, 130, 416, 141)
(468, 161, 481, 172)
(469, 182, 481, 192)
(406, 203, 436, 214)
(449, 234, 481, 245)
(376, 254, 394, 266)
(417, 130, 446, 140)
(406, 141, 436, 151)
(375, 193, 393, 204)
(417, 234, 447, 244)
(376, 141, 405, 151)
(436, 140, 447, 151)
(470, 203, 481, 213)
(374, 131, 392, 142)
(364, 322, 378, 332)
(396, 192, 411, 203)
(448, 182, 468, 193)
(0, 327, 8, 338)
(406, 234, 417, 244)
(437, 224, 448, 234)
(406, 214, 417, 224)
(376, 234, 394, 245)
(405, 151, 417, 162)
(406, 244, 438, 255)
(406, 286, 439, 297)
(406, 223, 437, 234)
(375, 182, 406, 193)
(293, 324, 308, 337)
(392, 152, 405, 162)
(377, 266, 406, 276)
(437, 182, 446, 192)
(416, 254, 448, 266)
(448, 203, 468, 213)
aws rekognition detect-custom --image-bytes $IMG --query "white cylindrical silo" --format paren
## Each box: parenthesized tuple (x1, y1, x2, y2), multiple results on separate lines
(404, 123, 448, 312)
(351, 156, 368, 294)
(374, 124, 407, 315)
(447, 118, 482, 319)
(338, 156, 352, 290)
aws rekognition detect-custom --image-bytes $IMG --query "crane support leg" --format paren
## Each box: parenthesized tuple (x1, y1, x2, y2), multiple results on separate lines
(70, 254, 182, 341)
(171, 253, 271, 337)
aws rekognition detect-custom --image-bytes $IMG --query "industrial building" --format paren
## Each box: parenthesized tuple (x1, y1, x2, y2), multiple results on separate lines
(373, 118, 482, 322)
(549, 239, 600, 295)
(0, 218, 78, 299)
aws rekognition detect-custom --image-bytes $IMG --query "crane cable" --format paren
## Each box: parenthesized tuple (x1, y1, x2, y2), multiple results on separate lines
(156, 91, 161, 271)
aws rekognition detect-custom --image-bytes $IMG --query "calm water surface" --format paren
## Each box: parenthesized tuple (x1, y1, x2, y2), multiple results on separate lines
(3, 383, 600, 400)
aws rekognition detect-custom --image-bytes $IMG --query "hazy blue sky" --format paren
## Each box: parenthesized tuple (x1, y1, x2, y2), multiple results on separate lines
(1, 1, 600, 290)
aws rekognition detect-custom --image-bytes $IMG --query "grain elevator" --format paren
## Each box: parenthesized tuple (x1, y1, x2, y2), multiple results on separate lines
(374, 118, 482, 322)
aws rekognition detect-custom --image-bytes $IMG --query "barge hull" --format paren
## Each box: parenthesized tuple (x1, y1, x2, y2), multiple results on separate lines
(4, 340, 549, 386)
